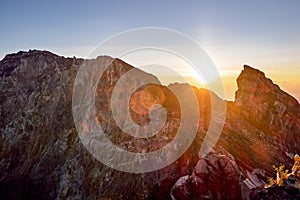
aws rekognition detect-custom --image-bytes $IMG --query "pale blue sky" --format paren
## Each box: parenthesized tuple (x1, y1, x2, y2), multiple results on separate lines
(1, 0, 300, 99)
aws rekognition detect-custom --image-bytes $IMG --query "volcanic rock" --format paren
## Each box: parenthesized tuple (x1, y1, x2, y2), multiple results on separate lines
(0, 51, 299, 199)
(171, 147, 242, 200)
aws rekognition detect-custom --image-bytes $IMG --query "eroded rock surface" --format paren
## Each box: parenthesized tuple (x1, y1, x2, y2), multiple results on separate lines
(170, 65, 300, 200)
(171, 147, 242, 200)
(0, 50, 299, 199)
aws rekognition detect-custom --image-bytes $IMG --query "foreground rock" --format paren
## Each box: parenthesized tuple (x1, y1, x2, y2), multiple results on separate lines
(250, 185, 300, 200)
(171, 147, 242, 200)
(250, 154, 300, 200)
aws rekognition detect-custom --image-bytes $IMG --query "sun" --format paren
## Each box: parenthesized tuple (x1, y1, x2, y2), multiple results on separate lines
(120, 49, 210, 88)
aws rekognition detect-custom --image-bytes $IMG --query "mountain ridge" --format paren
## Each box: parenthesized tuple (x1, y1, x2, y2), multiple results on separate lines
(0, 50, 299, 199)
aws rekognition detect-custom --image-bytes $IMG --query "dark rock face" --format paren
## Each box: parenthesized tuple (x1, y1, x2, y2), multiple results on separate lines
(0, 51, 150, 199)
(250, 185, 300, 200)
(171, 147, 242, 200)
(0, 51, 82, 199)
(0, 50, 299, 199)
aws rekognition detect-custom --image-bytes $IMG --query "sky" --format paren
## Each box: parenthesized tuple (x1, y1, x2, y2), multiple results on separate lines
(1, 0, 300, 100)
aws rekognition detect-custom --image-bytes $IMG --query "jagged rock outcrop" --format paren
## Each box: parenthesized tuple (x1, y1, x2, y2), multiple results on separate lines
(171, 147, 242, 200)
(170, 65, 300, 200)
(0, 50, 299, 199)
(235, 65, 300, 152)
(225, 65, 299, 177)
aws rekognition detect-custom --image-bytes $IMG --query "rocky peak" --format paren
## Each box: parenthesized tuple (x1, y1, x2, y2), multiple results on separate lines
(235, 65, 298, 108)
(234, 65, 300, 142)
(0, 50, 299, 200)
(236, 65, 278, 105)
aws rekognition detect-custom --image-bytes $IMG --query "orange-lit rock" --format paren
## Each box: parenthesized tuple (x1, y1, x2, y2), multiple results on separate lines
(0, 51, 299, 200)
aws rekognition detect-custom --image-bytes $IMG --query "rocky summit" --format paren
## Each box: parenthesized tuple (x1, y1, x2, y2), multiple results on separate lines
(0, 50, 299, 199)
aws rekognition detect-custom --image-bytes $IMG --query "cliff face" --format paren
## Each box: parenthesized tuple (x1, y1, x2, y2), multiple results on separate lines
(229, 65, 300, 172)
(235, 66, 300, 151)
(0, 50, 299, 199)
(171, 65, 300, 200)
(0, 51, 150, 199)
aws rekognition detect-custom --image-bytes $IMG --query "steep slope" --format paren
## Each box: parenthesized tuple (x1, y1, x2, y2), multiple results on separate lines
(0, 50, 151, 199)
(0, 50, 204, 199)
(171, 65, 300, 200)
